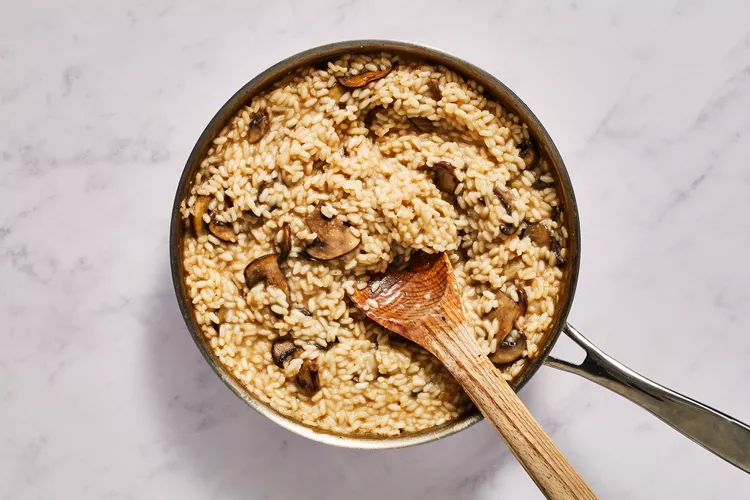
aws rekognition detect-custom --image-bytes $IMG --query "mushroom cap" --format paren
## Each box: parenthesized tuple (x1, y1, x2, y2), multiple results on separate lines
(304, 206, 360, 261)
(192, 196, 211, 236)
(493, 187, 514, 215)
(487, 291, 524, 341)
(521, 222, 553, 249)
(208, 220, 237, 243)
(518, 140, 540, 169)
(490, 331, 527, 365)
(244, 254, 290, 299)
(430, 161, 458, 195)
(337, 66, 392, 88)
(327, 84, 345, 103)
(427, 78, 442, 101)
(409, 117, 438, 133)
(271, 335, 298, 368)
(295, 361, 320, 395)
(487, 288, 528, 365)
(278, 223, 292, 262)
(246, 110, 269, 144)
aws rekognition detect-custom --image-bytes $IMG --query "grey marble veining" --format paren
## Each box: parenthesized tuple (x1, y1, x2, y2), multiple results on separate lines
(2, 1, 750, 498)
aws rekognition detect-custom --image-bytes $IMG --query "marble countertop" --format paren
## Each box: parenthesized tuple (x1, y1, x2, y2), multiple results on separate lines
(2, 0, 750, 498)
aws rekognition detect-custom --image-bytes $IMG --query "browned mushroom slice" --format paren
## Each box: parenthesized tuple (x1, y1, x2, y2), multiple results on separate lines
(246, 110, 269, 144)
(192, 196, 211, 236)
(521, 222, 553, 249)
(516, 287, 528, 316)
(487, 291, 524, 341)
(271, 335, 298, 369)
(327, 84, 346, 105)
(304, 206, 360, 260)
(409, 117, 438, 133)
(427, 78, 442, 101)
(428, 161, 458, 195)
(244, 254, 290, 299)
(492, 187, 517, 236)
(337, 66, 392, 88)
(500, 224, 518, 236)
(278, 223, 292, 262)
(493, 187, 514, 215)
(518, 140, 539, 169)
(208, 220, 237, 243)
(490, 331, 527, 365)
(295, 361, 320, 395)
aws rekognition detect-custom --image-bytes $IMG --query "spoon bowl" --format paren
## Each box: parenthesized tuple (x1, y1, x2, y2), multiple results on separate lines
(349, 252, 595, 499)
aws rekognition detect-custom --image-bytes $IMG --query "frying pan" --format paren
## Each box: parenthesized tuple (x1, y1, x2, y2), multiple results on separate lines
(169, 40, 750, 472)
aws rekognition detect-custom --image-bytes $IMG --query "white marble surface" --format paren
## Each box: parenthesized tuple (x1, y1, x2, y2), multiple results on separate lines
(2, 0, 750, 498)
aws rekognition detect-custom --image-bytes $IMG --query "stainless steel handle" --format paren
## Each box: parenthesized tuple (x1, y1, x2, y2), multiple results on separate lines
(546, 323, 750, 474)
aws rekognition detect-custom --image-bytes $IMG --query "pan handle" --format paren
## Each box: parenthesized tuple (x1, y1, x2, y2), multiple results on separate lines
(545, 323, 750, 474)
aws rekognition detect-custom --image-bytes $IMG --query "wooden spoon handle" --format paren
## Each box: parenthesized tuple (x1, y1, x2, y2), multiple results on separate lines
(429, 323, 596, 499)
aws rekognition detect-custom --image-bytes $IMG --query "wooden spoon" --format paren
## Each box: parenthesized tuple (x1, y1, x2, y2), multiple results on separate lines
(349, 252, 595, 499)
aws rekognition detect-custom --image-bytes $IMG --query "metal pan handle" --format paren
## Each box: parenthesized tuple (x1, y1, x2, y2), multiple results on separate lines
(545, 323, 750, 474)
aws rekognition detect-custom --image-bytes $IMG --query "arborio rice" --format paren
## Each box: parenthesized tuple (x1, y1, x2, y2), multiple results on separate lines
(180, 53, 567, 437)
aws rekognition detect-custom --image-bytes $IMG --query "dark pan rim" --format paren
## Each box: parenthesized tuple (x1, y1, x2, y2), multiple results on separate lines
(169, 39, 581, 449)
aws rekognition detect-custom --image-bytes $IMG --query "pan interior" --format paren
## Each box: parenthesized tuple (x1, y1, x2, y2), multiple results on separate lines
(169, 40, 581, 449)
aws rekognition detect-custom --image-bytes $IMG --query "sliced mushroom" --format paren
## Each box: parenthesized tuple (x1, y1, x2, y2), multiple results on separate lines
(518, 140, 539, 169)
(492, 187, 517, 236)
(208, 220, 237, 243)
(426, 161, 458, 195)
(327, 84, 346, 104)
(516, 287, 528, 316)
(337, 66, 392, 88)
(278, 223, 292, 262)
(244, 254, 290, 299)
(490, 331, 527, 365)
(487, 291, 524, 341)
(192, 196, 211, 236)
(493, 187, 514, 215)
(409, 117, 439, 133)
(500, 224, 518, 236)
(271, 335, 298, 369)
(521, 222, 553, 249)
(304, 206, 360, 261)
(295, 361, 320, 395)
(427, 78, 442, 101)
(246, 110, 269, 144)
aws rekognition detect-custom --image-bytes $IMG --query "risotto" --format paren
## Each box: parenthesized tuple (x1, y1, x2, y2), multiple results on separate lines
(180, 52, 567, 436)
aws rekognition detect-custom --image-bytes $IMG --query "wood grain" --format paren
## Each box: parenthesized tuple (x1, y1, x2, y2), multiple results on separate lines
(350, 253, 595, 499)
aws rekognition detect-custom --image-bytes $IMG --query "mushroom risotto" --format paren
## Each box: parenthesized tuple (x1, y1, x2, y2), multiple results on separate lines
(180, 53, 567, 436)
